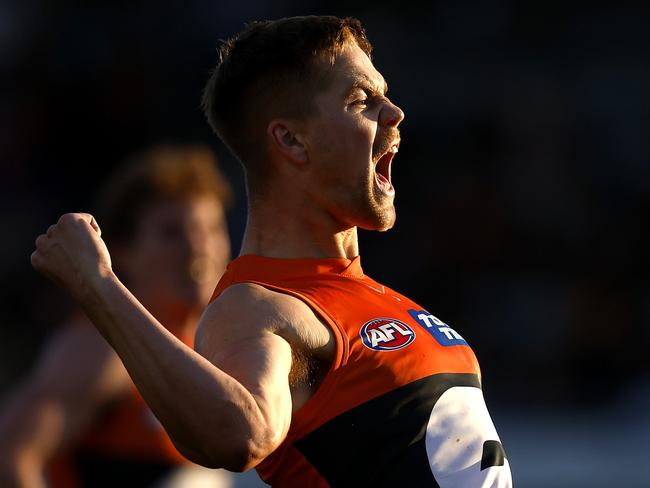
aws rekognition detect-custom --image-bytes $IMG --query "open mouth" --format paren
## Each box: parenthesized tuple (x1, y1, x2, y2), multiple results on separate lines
(374, 144, 398, 195)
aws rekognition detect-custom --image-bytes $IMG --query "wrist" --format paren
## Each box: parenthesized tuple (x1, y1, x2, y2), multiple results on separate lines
(77, 266, 120, 308)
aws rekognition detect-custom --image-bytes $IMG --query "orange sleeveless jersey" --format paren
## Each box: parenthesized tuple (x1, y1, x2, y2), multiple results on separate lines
(48, 326, 192, 488)
(211, 255, 512, 488)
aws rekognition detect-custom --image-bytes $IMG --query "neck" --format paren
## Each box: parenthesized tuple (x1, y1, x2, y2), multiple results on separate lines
(240, 193, 360, 259)
(134, 287, 202, 337)
(153, 306, 201, 336)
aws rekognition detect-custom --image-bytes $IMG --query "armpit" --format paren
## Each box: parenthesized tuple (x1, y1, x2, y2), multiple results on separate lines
(288, 346, 330, 392)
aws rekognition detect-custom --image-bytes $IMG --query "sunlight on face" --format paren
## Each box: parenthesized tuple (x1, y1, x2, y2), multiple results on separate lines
(306, 41, 404, 232)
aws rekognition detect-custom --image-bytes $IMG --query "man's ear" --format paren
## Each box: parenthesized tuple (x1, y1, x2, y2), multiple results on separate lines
(267, 119, 308, 166)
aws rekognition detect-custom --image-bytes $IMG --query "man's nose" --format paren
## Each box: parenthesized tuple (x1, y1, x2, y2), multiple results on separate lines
(181, 227, 208, 258)
(380, 100, 405, 127)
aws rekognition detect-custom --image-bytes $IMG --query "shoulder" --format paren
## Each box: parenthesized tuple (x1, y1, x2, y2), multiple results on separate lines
(195, 282, 325, 354)
(19, 316, 129, 404)
(203, 282, 318, 332)
(42, 318, 118, 371)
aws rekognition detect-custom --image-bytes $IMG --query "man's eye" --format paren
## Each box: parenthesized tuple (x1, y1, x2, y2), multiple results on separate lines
(352, 98, 367, 106)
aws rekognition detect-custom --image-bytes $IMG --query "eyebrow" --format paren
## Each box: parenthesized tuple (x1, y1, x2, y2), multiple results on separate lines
(347, 71, 388, 97)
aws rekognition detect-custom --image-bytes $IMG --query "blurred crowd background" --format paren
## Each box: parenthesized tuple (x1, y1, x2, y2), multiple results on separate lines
(2, 1, 648, 486)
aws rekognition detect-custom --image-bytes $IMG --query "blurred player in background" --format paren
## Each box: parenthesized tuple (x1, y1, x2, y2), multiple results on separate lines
(0, 145, 237, 487)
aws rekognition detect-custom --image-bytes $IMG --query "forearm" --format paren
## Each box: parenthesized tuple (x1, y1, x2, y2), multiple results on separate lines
(77, 273, 264, 469)
(0, 451, 47, 488)
(0, 461, 46, 488)
(0, 393, 61, 488)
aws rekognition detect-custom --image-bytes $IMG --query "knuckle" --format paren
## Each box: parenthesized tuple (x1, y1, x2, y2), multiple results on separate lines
(58, 213, 71, 225)
(30, 251, 41, 268)
(59, 212, 79, 225)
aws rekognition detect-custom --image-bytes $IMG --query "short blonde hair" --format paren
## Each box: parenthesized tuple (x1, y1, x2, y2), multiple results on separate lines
(202, 16, 372, 193)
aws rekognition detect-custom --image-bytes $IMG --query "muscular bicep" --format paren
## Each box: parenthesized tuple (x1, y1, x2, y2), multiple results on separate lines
(194, 289, 295, 459)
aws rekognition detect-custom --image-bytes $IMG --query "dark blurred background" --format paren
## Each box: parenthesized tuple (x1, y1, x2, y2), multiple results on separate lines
(2, 1, 649, 486)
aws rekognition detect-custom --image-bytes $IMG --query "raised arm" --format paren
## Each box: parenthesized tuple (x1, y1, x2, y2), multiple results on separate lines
(0, 324, 130, 488)
(30, 213, 294, 471)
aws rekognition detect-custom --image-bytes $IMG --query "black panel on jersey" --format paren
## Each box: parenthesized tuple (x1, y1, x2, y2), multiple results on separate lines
(481, 440, 506, 470)
(295, 372, 481, 488)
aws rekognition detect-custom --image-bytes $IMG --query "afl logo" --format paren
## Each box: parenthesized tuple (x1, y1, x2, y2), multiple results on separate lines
(360, 318, 416, 351)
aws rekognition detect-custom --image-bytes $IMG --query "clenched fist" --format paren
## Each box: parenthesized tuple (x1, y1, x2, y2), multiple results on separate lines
(31, 213, 114, 302)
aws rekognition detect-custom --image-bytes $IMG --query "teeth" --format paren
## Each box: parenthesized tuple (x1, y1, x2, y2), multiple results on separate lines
(375, 143, 399, 162)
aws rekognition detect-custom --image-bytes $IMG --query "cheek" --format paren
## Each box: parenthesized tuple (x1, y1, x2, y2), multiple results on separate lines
(132, 241, 179, 278)
(317, 114, 373, 153)
(206, 234, 231, 274)
(315, 123, 375, 182)
(340, 117, 375, 153)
